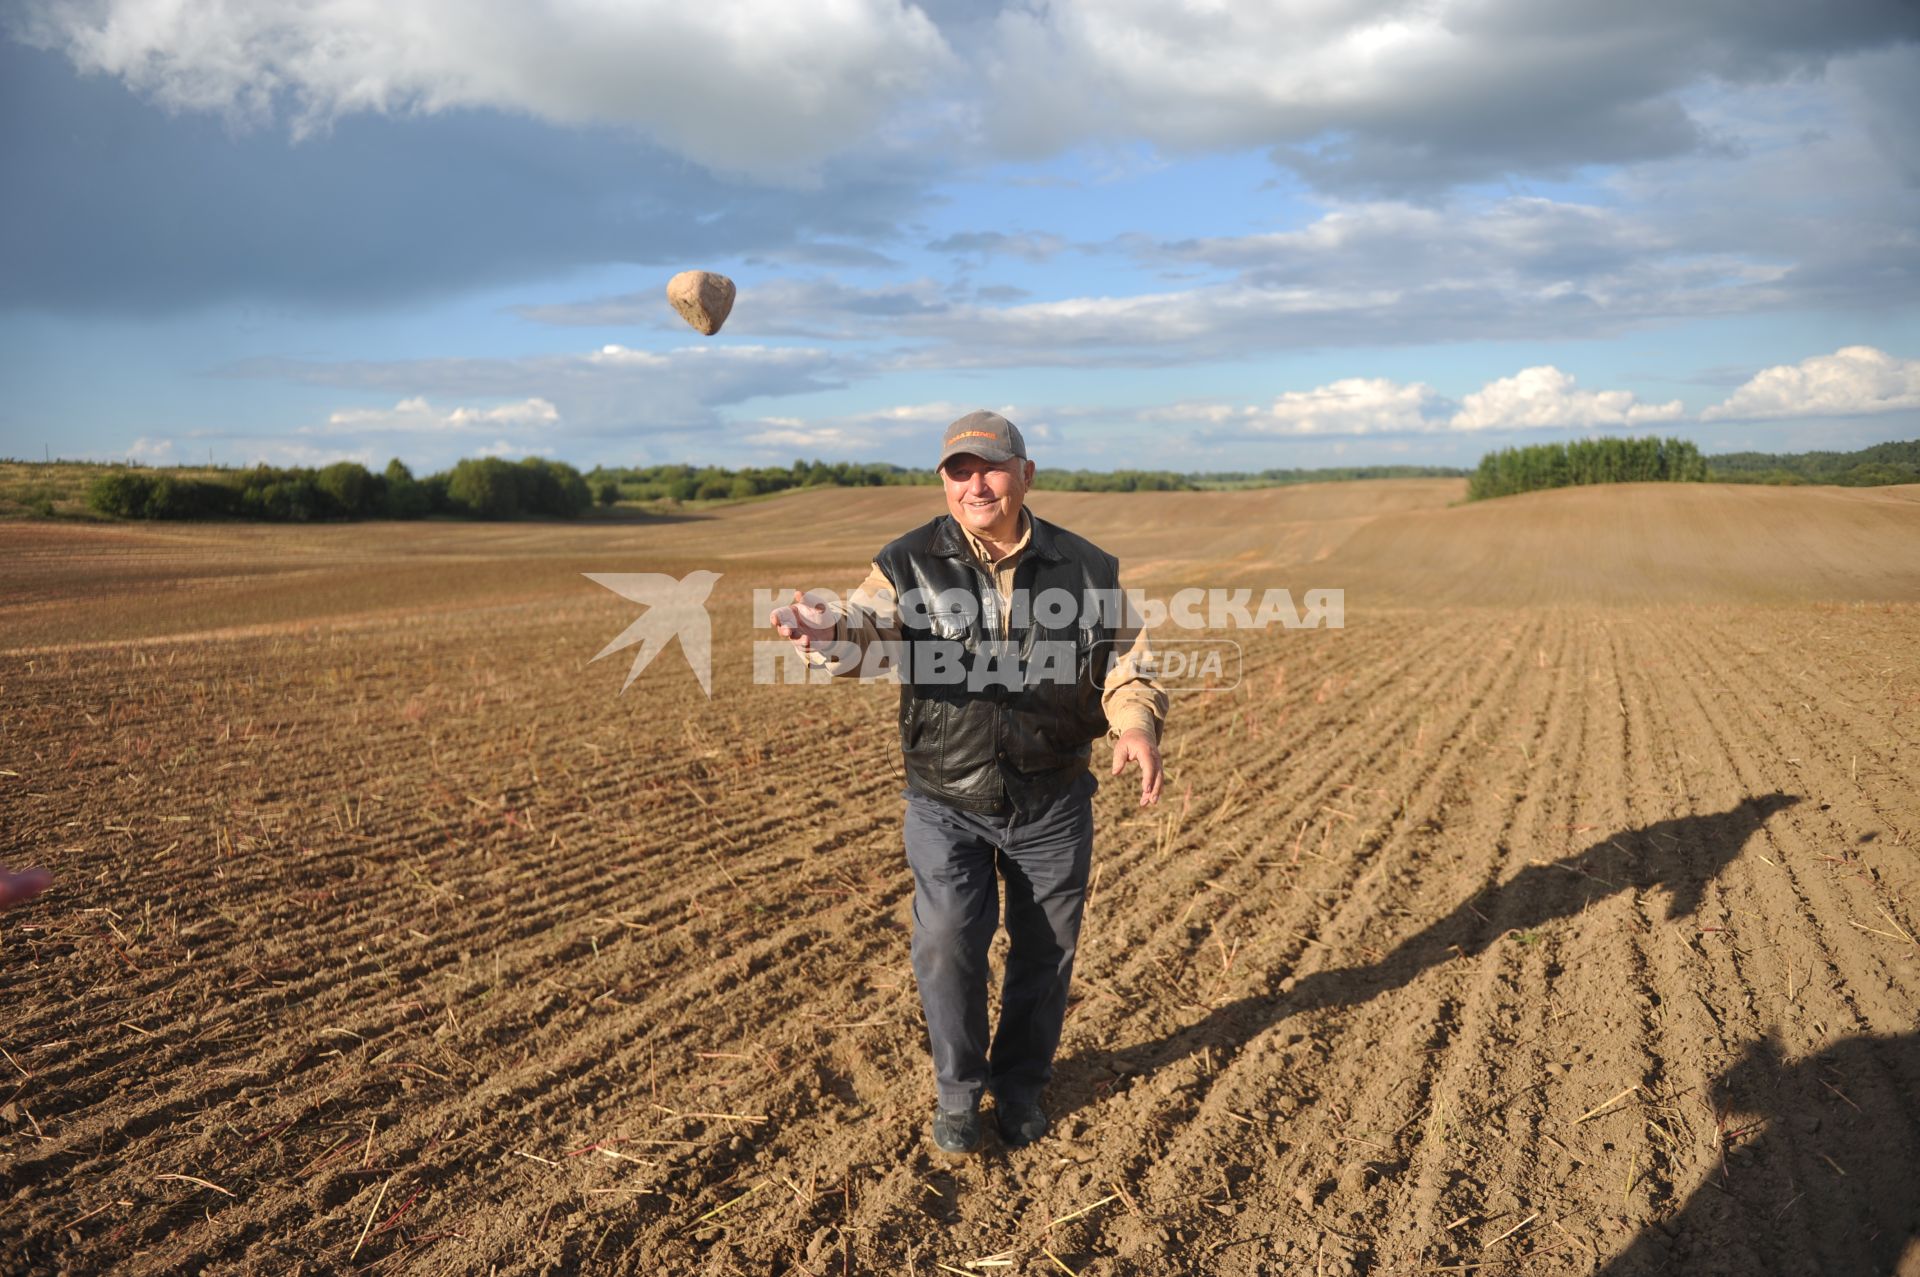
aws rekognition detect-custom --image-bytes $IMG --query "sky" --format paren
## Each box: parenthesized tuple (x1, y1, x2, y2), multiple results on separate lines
(3, 1, 1918, 475)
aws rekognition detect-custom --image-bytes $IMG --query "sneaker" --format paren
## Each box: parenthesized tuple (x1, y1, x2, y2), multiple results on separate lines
(995, 1100, 1049, 1149)
(931, 1106, 982, 1155)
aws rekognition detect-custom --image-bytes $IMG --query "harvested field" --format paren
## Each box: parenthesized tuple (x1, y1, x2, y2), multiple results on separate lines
(2, 480, 1917, 1275)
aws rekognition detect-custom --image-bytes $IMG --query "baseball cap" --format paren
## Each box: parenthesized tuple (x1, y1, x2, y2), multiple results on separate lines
(939, 410, 1027, 468)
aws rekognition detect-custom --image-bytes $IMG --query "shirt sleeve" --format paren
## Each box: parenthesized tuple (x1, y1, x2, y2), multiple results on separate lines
(1101, 584, 1168, 743)
(808, 561, 901, 678)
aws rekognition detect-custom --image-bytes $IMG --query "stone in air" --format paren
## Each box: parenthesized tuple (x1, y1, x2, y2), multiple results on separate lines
(667, 270, 736, 336)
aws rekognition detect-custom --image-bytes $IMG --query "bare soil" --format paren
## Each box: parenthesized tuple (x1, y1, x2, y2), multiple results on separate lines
(2, 481, 1917, 1275)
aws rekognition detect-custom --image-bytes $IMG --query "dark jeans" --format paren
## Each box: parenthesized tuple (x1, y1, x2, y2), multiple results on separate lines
(902, 770, 1096, 1112)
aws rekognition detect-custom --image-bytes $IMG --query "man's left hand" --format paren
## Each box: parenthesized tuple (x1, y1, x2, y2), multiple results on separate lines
(1111, 729, 1163, 806)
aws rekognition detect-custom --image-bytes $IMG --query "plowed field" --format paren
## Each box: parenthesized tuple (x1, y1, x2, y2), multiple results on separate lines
(3, 481, 1917, 1276)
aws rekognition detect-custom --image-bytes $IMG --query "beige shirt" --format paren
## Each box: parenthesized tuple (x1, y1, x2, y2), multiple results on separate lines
(812, 509, 1167, 742)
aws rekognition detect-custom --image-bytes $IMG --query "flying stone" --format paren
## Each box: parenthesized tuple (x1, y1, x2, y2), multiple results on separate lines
(666, 270, 737, 336)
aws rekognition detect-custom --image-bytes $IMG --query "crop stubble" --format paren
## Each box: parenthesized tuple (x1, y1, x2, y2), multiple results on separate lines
(1, 482, 1917, 1275)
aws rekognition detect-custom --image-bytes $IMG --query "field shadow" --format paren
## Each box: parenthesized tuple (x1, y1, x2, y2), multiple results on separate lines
(1599, 1029, 1919, 1275)
(1055, 793, 1800, 1119)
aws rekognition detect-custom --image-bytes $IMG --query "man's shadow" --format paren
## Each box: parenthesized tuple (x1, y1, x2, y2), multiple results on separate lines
(1054, 793, 1801, 1116)
(1600, 1030, 1919, 1275)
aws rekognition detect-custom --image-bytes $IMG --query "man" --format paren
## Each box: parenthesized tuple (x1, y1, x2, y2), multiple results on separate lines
(770, 410, 1166, 1155)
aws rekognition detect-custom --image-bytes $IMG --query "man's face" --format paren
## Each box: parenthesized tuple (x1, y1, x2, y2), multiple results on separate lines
(941, 453, 1034, 541)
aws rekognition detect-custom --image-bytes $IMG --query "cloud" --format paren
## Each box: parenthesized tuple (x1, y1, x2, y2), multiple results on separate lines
(319, 396, 560, 435)
(1142, 367, 1680, 439)
(738, 401, 986, 457)
(926, 231, 1068, 262)
(980, 0, 1920, 196)
(973, 283, 1033, 303)
(1702, 345, 1920, 420)
(0, 41, 936, 315)
(10, 0, 951, 180)
(499, 190, 1831, 369)
(151, 435, 382, 468)
(225, 342, 857, 442)
(1146, 378, 1447, 437)
(1451, 367, 1683, 431)
(125, 436, 175, 463)
(475, 439, 556, 459)
(513, 278, 952, 335)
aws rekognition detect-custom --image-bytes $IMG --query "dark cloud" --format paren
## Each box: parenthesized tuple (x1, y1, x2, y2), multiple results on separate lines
(0, 42, 932, 317)
(983, 0, 1920, 197)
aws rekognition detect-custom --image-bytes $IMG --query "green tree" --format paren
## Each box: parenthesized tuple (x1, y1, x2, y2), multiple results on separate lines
(447, 457, 521, 518)
(316, 461, 379, 517)
(382, 458, 428, 518)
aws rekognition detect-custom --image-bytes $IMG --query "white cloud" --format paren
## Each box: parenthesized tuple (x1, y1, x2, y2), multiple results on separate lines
(1141, 366, 1681, 439)
(194, 437, 381, 468)
(1702, 345, 1920, 421)
(1450, 367, 1684, 431)
(739, 401, 993, 457)
(229, 343, 853, 437)
(13, 0, 950, 180)
(320, 396, 559, 434)
(125, 435, 175, 463)
(1148, 378, 1446, 437)
(475, 439, 555, 459)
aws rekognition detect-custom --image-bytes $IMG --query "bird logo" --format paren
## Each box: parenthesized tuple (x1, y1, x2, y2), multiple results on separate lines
(586, 570, 723, 696)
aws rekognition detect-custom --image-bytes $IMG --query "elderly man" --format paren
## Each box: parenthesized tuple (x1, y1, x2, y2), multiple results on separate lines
(771, 410, 1166, 1155)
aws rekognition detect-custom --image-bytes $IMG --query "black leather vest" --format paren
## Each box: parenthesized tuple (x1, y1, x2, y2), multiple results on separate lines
(874, 513, 1121, 817)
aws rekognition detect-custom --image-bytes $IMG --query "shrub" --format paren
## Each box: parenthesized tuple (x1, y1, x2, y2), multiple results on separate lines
(89, 472, 157, 517)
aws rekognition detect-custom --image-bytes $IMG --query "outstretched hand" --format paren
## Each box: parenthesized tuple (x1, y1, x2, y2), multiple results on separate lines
(1111, 729, 1163, 806)
(768, 589, 836, 656)
(0, 867, 51, 910)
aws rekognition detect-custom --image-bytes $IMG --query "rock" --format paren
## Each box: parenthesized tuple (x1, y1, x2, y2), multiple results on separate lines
(667, 270, 737, 335)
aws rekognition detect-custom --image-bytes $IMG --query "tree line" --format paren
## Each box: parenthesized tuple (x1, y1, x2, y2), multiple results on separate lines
(586, 459, 934, 503)
(1467, 437, 1709, 501)
(89, 457, 594, 521)
(1704, 438, 1920, 487)
(71, 435, 1918, 520)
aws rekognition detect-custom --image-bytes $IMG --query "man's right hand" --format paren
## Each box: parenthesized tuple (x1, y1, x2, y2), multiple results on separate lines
(769, 588, 837, 656)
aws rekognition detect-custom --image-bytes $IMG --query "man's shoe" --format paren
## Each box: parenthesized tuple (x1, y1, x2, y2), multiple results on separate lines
(995, 1100, 1049, 1150)
(931, 1107, 982, 1155)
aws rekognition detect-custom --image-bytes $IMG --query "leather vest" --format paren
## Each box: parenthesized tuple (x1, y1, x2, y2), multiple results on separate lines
(875, 513, 1120, 817)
